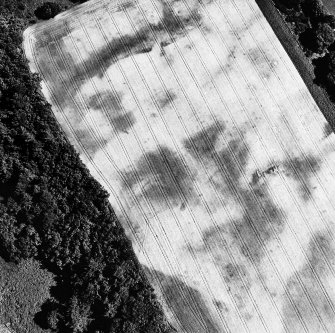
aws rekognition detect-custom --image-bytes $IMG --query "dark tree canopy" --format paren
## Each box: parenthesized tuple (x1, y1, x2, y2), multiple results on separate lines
(34, 2, 62, 20)
(272, 0, 304, 12)
(274, 0, 335, 56)
(322, 14, 335, 28)
(272, 0, 335, 103)
(285, 10, 311, 34)
(301, 0, 326, 21)
(315, 51, 335, 90)
(0, 7, 171, 333)
(300, 22, 335, 53)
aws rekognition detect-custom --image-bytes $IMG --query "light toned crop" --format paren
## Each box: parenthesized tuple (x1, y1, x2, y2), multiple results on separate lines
(23, 0, 335, 332)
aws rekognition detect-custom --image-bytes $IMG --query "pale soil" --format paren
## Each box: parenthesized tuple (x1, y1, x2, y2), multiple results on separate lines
(23, 0, 335, 332)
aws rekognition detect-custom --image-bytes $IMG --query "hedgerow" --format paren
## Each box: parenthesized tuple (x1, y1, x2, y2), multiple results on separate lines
(273, 0, 335, 101)
(0, 3, 170, 333)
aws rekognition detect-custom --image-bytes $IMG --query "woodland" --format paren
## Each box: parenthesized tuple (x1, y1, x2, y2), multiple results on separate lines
(1, 0, 335, 332)
(0, 1, 171, 332)
(273, 0, 335, 101)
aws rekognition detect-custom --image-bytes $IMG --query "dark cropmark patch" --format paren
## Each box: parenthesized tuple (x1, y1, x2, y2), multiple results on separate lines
(87, 91, 123, 111)
(183, 122, 225, 158)
(158, 2, 184, 33)
(217, 138, 249, 184)
(78, 0, 202, 80)
(112, 112, 136, 133)
(221, 47, 237, 74)
(156, 0, 203, 36)
(76, 28, 153, 81)
(75, 128, 107, 156)
(230, 184, 285, 262)
(122, 146, 195, 206)
(157, 90, 176, 109)
(117, 214, 144, 247)
(185, 125, 249, 185)
(308, 232, 335, 275)
(37, 39, 78, 109)
(35, 23, 71, 49)
(248, 48, 263, 66)
(38, 53, 58, 83)
(187, 126, 286, 262)
(33, 0, 204, 115)
(281, 232, 335, 331)
(188, 223, 253, 313)
(43, 0, 203, 108)
(116, 1, 135, 12)
(223, 263, 248, 285)
(201, 182, 285, 263)
(248, 47, 277, 80)
(45, 28, 153, 109)
(145, 267, 221, 333)
(284, 154, 321, 201)
(48, 42, 59, 58)
(102, 30, 151, 62)
(87, 91, 136, 133)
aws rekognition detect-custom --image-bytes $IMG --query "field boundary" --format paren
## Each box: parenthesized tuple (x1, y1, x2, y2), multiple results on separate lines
(256, 0, 335, 130)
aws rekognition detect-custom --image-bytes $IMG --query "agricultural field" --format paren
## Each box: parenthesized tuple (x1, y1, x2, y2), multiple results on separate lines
(23, 0, 335, 332)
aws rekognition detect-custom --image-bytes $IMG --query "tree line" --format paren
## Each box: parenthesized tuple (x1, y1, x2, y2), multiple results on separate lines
(0, 2, 172, 332)
(273, 0, 335, 102)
